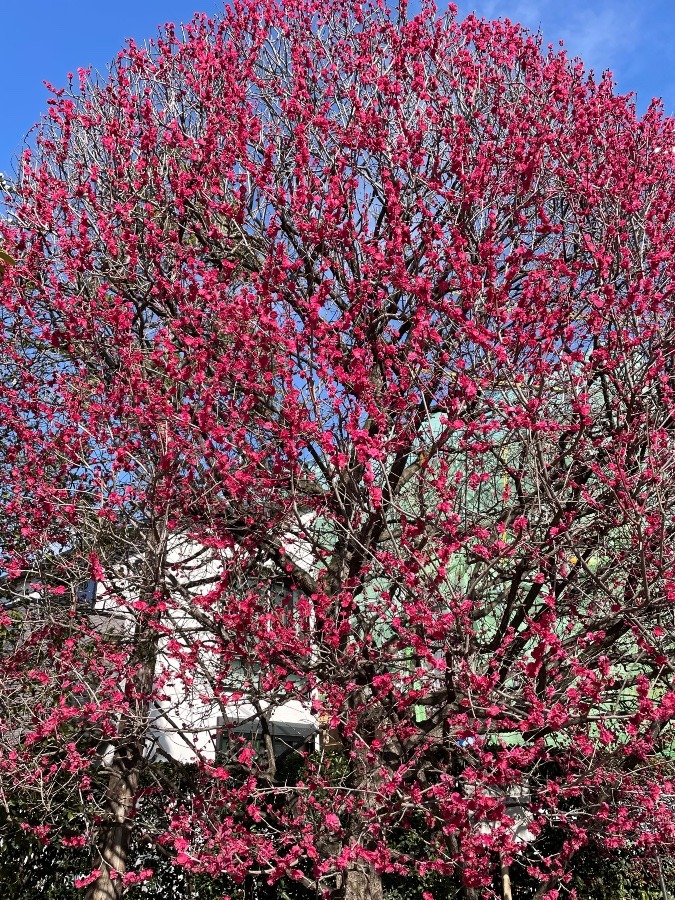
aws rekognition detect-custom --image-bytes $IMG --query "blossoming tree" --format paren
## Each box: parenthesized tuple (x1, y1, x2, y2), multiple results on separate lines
(2, 1, 675, 898)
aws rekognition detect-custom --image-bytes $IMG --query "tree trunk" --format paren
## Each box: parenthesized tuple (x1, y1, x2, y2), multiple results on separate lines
(85, 521, 167, 900)
(342, 864, 383, 900)
(85, 744, 142, 900)
(85, 636, 158, 900)
(500, 857, 513, 900)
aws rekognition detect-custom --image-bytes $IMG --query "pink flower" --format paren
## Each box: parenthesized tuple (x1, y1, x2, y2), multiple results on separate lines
(325, 814, 341, 832)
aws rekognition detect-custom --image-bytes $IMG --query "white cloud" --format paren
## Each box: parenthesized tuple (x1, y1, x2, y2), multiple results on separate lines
(456, 0, 643, 78)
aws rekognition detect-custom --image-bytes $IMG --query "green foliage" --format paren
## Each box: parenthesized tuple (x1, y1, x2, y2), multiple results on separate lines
(0, 758, 671, 900)
(382, 821, 460, 900)
(0, 807, 84, 899)
(0, 826, 672, 900)
(569, 846, 674, 900)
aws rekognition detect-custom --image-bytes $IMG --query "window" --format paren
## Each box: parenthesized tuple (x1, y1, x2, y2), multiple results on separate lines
(76, 579, 97, 606)
(216, 717, 316, 762)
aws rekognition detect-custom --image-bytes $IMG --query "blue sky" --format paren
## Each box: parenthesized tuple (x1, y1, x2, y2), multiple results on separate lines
(2, 0, 675, 177)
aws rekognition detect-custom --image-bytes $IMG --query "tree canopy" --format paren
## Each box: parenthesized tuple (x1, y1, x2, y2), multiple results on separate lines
(2, 1, 675, 898)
